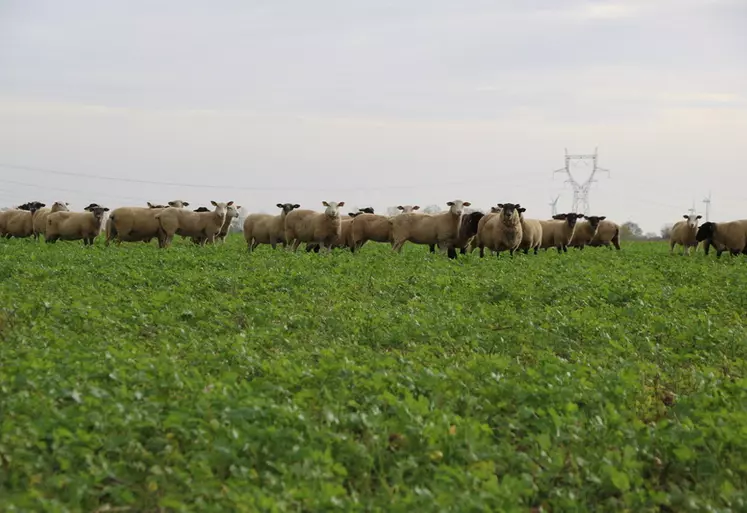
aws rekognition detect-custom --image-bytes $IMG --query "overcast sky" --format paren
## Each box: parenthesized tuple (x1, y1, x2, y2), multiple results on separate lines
(1, 0, 745, 232)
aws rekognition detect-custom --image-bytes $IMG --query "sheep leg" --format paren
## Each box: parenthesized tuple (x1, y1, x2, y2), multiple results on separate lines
(563, 245, 568, 253)
(479, 246, 485, 258)
(460, 247, 467, 255)
(392, 241, 405, 253)
(556, 245, 563, 254)
(429, 244, 436, 253)
(291, 239, 301, 252)
(447, 247, 457, 259)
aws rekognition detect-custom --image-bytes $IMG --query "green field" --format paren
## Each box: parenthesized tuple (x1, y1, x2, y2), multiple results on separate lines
(1, 238, 746, 512)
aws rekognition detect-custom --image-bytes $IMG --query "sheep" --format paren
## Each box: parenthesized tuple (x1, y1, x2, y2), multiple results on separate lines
(244, 203, 300, 251)
(0, 202, 35, 237)
(284, 201, 345, 252)
(155, 201, 232, 248)
(106, 200, 190, 246)
(539, 213, 584, 253)
(695, 220, 747, 258)
(477, 203, 523, 257)
(469, 206, 501, 254)
(348, 207, 375, 218)
(588, 220, 621, 250)
(391, 200, 471, 259)
(190, 203, 241, 245)
(32, 201, 70, 240)
(429, 211, 484, 254)
(46, 205, 110, 245)
(3, 202, 46, 239)
(669, 214, 703, 255)
(351, 213, 394, 252)
(569, 216, 606, 250)
(517, 208, 543, 255)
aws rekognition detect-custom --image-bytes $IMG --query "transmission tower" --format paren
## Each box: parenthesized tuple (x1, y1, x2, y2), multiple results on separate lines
(702, 191, 711, 221)
(549, 195, 560, 217)
(552, 148, 610, 215)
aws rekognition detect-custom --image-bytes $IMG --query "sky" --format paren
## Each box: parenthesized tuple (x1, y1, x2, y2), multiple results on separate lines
(1, 0, 745, 233)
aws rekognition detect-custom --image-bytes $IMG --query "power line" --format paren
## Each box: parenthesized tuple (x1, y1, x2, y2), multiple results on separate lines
(1, 177, 146, 203)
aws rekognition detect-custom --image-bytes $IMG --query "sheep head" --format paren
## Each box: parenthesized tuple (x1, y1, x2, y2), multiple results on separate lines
(322, 201, 345, 218)
(446, 200, 470, 216)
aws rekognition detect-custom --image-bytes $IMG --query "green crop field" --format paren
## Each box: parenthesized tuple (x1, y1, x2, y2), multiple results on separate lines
(1, 238, 746, 512)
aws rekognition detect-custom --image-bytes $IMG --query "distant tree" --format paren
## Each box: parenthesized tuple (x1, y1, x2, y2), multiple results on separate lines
(423, 204, 442, 214)
(620, 221, 644, 241)
(660, 224, 673, 240)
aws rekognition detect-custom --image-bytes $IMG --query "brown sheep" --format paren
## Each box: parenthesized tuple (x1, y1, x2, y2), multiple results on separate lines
(4, 202, 46, 239)
(350, 213, 394, 252)
(569, 216, 606, 250)
(429, 211, 484, 255)
(192, 203, 241, 245)
(391, 200, 471, 259)
(478, 203, 523, 257)
(588, 220, 621, 250)
(0, 203, 35, 237)
(517, 208, 543, 255)
(540, 213, 584, 253)
(695, 221, 747, 258)
(244, 203, 300, 251)
(32, 201, 70, 240)
(284, 201, 345, 253)
(669, 214, 702, 255)
(106, 200, 190, 246)
(46, 205, 110, 245)
(155, 201, 231, 248)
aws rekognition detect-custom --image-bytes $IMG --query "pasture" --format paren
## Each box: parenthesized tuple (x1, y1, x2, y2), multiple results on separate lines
(1, 238, 746, 511)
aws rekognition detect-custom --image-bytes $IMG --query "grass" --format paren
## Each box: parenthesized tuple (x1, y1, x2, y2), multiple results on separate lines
(1, 237, 746, 512)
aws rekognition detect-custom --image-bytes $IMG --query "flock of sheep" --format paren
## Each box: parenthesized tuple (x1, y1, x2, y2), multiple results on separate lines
(1, 198, 743, 258)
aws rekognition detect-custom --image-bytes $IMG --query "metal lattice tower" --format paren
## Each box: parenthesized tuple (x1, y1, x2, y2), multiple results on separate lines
(549, 195, 560, 217)
(553, 148, 610, 215)
(702, 191, 711, 222)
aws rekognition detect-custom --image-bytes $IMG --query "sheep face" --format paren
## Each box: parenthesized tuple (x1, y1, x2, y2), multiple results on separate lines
(210, 201, 232, 217)
(359, 207, 375, 214)
(148, 202, 168, 209)
(168, 200, 190, 208)
(497, 203, 520, 221)
(682, 213, 702, 228)
(553, 213, 584, 229)
(348, 212, 361, 218)
(322, 201, 345, 218)
(695, 222, 716, 242)
(463, 211, 485, 236)
(89, 206, 110, 220)
(585, 215, 606, 229)
(277, 203, 301, 214)
(84, 203, 102, 211)
(446, 200, 471, 216)
(28, 201, 46, 213)
(398, 205, 420, 213)
(52, 201, 70, 212)
(193, 207, 210, 212)
(226, 204, 241, 219)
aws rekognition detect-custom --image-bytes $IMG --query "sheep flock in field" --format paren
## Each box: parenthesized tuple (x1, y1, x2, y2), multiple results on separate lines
(1, 198, 746, 259)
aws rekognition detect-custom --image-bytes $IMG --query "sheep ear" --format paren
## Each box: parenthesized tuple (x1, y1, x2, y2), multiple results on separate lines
(577, 214, 585, 218)
(397, 206, 404, 210)
(65, 202, 69, 206)
(293, 204, 300, 209)
(599, 216, 606, 221)
(276, 203, 284, 209)
(463, 202, 471, 207)
(338, 201, 345, 207)
(446, 202, 454, 206)
(683, 215, 689, 219)
(104, 208, 110, 212)
(697, 215, 702, 219)
(497, 204, 504, 209)
(322, 201, 330, 207)
(183, 202, 190, 207)
(211, 201, 218, 206)
(518, 207, 526, 213)
(227, 201, 234, 206)
(237, 205, 242, 210)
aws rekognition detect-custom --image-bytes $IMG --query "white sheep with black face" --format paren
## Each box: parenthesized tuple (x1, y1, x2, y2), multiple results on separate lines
(477, 202, 523, 257)
(669, 213, 703, 255)
(284, 201, 346, 252)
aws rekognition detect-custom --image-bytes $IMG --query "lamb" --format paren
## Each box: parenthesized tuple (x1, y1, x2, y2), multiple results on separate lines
(569, 216, 606, 250)
(477, 203, 523, 257)
(429, 211, 484, 254)
(588, 220, 621, 250)
(244, 203, 300, 251)
(32, 201, 70, 240)
(695, 220, 747, 258)
(3, 202, 46, 239)
(155, 201, 232, 248)
(539, 213, 584, 253)
(517, 208, 543, 255)
(391, 200, 471, 259)
(351, 213, 394, 252)
(106, 200, 190, 246)
(669, 214, 703, 255)
(46, 205, 110, 245)
(284, 201, 345, 252)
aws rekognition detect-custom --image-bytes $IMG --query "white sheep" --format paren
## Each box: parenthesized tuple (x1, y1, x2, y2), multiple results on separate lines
(391, 200, 470, 258)
(284, 201, 345, 252)
(669, 214, 702, 255)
